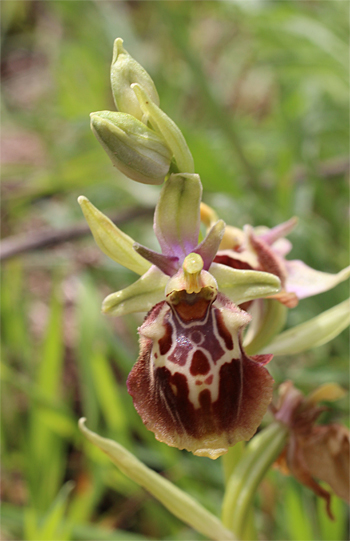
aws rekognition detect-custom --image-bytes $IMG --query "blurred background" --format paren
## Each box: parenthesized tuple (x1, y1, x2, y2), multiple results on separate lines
(1, 1, 349, 540)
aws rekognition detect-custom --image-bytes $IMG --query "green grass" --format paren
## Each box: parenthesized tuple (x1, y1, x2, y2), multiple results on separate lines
(1, 1, 349, 539)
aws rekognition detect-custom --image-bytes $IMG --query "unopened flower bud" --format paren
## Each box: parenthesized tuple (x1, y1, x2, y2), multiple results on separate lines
(132, 83, 194, 174)
(111, 38, 159, 121)
(90, 110, 172, 185)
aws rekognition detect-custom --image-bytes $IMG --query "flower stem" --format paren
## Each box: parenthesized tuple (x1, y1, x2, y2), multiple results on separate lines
(221, 422, 288, 539)
(222, 441, 245, 486)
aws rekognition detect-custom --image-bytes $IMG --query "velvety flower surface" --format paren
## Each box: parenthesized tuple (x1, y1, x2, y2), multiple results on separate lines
(127, 256, 274, 458)
(273, 381, 350, 519)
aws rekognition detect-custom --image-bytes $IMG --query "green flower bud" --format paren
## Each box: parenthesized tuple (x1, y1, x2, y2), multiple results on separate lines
(111, 38, 159, 121)
(132, 83, 194, 174)
(90, 110, 172, 185)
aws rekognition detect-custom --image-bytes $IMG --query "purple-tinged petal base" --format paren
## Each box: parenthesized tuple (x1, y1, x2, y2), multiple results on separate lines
(194, 220, 226, 270)
(133, 243, 179, 276)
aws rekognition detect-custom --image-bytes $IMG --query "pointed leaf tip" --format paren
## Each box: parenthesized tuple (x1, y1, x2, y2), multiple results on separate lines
(78, 195, 88, 205)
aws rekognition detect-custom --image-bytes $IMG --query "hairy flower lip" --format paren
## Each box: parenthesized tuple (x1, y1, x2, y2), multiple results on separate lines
(127, 295, 274, 459)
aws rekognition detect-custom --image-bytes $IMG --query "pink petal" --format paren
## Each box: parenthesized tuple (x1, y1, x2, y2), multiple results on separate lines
(194, 220, 226, 270)
(258, 217, 298, 246)
(246, 227, 287, 286)
(133, 243, 179, 276)
(285, 260, 350, 299)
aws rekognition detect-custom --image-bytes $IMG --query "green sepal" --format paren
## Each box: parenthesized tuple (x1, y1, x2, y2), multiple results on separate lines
(154, 173, 202, 259)
(260, 299, 350, 355)
(210, 263, 281, 305)
(79, 419, 236, 541)
(132, 83, 194, 174)
(78, 196, 151, 275)
(111, 38, 159, 121)
(102, 265, 168, 316)
(90, 111, 172, 185)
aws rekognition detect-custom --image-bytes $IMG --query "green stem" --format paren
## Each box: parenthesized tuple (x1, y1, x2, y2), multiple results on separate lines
(222, 441, 245, 486)
(221, 422, 288, 539)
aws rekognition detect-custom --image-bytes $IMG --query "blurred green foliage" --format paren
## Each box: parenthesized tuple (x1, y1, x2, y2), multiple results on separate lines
(1, 1, 348, 540)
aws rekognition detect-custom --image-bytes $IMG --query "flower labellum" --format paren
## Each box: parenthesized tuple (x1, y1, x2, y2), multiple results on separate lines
(90, 110, 172, 185)
(127, 253, 274, 459)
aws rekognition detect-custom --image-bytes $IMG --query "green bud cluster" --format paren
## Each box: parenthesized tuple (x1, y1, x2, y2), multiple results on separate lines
(111, 38, 159, 121)
(91, 38, 194, 184)
(90, 111, 172, 185)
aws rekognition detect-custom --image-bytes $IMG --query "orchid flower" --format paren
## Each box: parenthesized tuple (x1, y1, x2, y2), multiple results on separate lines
(201, 203, 350, 355)
(78, 37, 350, 459)
(202, 204, 350, 305)
(79, 174, 281, 459)
(78, 38, 290, 459)
(272, 381, 349, 519)
(76, 37, 350, 539)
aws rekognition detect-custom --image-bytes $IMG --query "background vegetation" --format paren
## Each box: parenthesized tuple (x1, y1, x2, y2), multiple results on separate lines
(1, 1, 349, 540)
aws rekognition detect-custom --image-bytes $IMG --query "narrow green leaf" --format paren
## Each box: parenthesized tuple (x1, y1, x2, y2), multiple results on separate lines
(90, 350, 128, 443)
(79, 419, 236, 541)
(2, 502, 147, 541)
(37, 482, 75, 541)
(285, 483, 314, 541)
(260, 299, 350, 355)
(29, 286, 66, 511)
(75, 275, 103, 429)
(1, 362, 76, 438)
